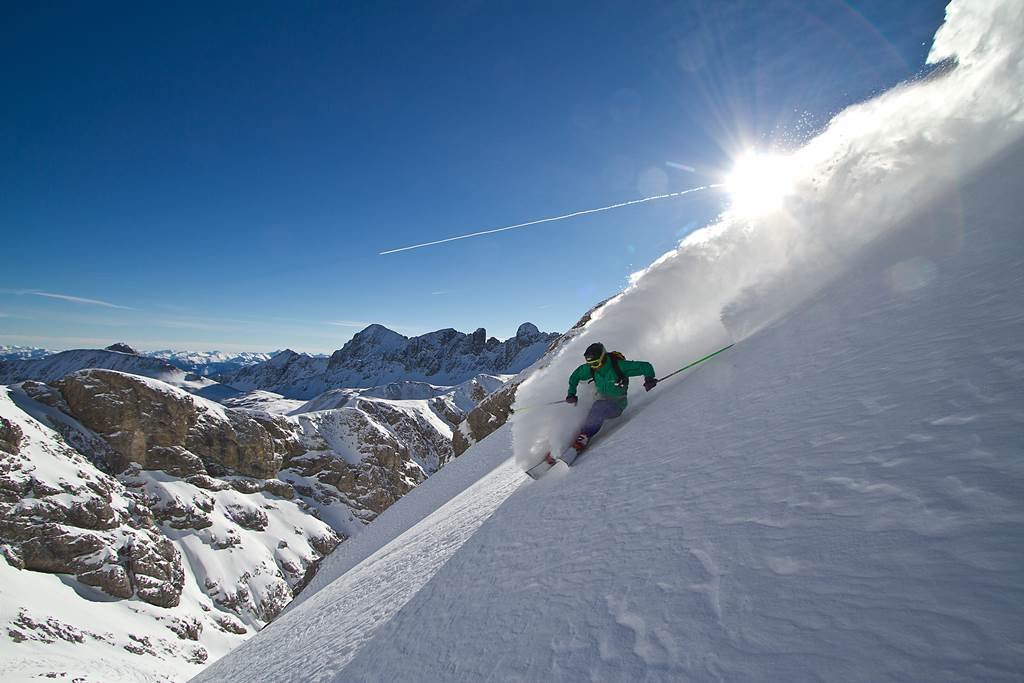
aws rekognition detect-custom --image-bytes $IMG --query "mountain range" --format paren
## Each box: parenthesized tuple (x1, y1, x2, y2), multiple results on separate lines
(218, 322, 559, 399)
(0, 321, 561, 680)
(0, 346, 273, 377)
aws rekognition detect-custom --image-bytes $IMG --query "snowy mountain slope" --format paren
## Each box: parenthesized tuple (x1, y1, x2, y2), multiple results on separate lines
(282, 425, 518, 614)
(192, 3, 1024, 681)
(0, 347, 184, 385)
(219, 323, 556, 398)
(196, 130, 1024, 683)
(218, 390, 306, 416)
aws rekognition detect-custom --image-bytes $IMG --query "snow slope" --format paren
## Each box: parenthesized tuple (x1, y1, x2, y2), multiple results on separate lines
(194, 2, 1024, 681)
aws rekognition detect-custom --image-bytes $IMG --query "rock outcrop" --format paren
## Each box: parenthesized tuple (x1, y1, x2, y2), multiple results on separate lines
(0, 416, 21, 454)
(0, 415, 187, 608)
(52, 369, 281, 478)
(287, 406, 427, 521)
(105, 342, 139, 354)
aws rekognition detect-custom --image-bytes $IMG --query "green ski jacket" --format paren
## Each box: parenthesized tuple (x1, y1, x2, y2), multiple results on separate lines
(567, 357, 655, 406)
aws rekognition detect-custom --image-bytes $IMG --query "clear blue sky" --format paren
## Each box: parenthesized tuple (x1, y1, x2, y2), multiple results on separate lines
(1, 1, 946, 353)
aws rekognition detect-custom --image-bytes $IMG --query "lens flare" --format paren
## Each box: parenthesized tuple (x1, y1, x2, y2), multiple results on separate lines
(725, 152, 795, 216)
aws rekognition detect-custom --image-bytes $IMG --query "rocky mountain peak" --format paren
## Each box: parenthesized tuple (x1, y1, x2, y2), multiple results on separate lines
(267, 349, 300, 369)
(221, 323, 560, 398)
(515, 322, 541, 341)
(327, 325, 407, 371)
(105, 342, 139, 355)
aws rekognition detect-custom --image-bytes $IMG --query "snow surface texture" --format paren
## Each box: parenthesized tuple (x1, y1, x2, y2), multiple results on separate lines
(195, 2, 1024, 681)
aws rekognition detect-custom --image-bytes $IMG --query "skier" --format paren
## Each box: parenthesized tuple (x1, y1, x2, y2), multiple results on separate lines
(561, 342, 657, 461)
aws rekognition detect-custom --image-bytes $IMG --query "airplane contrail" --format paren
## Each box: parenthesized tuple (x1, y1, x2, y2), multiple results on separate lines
(379, 184, 723, 255)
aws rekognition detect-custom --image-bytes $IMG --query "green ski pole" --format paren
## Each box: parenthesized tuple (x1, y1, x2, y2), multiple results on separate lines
(511, 399, 567, 415)
(656, 343, 734, 383)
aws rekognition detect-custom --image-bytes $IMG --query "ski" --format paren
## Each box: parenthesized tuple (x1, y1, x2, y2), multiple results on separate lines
(524, 452, 558, 479)
(524, 444, 585, 479)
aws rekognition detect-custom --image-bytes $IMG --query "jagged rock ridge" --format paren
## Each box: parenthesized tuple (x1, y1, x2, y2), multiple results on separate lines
(220, 323, 558, 399)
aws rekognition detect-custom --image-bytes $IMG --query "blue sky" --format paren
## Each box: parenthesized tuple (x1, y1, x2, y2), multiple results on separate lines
(1, 1, 946, 353)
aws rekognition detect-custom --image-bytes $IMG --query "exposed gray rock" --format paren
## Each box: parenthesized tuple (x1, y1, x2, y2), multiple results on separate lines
(0, 417, 21, 455)
(287, 408, 427, 519)
(55, 370, 196, 474)
(224, 503, 269, 531)
(51, 369, 282, 479)
(78, 564, 134, 599)
(106, 342, 139, 354)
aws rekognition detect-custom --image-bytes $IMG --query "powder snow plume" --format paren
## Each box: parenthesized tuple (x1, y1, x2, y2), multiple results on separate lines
(511, 0, 1024, 467)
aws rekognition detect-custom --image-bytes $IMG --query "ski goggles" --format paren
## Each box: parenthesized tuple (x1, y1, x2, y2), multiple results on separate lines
(585, 350, 606, 368)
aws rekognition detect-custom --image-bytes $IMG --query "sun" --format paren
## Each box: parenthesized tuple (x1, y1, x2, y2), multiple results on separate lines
(724, 152, 795, 216)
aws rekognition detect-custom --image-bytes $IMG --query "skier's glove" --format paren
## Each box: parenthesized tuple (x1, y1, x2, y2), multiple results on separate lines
(643, 377, 658, 392)
(565, 395, 578, 405)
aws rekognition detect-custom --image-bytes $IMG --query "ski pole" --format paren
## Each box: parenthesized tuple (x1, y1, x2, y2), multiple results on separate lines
(656, 343, 734, 383)
(510, 399, 567, 414)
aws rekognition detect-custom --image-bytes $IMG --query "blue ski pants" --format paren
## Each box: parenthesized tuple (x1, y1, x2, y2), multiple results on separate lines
(580, 398, 625, 438)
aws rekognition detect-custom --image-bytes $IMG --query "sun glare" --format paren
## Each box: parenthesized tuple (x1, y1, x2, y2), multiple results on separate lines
(725, 152, 795, 216)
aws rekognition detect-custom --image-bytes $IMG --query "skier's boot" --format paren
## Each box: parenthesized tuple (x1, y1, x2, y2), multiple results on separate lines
(572, 433, 589, 454)
(544, 453, 558, 466)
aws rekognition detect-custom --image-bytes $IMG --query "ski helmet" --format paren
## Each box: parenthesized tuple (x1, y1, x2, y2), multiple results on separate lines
(584, 342, 606, 367)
